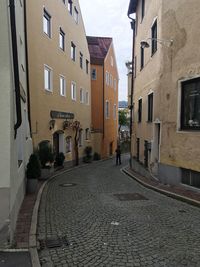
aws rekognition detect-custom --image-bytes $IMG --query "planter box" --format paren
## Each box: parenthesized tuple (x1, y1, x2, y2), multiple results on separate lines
(27, 179, 38, 194)
(40, 167, 54, 180)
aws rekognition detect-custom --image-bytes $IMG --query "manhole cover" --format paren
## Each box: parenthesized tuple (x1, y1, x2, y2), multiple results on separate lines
(59, 183, 76, 187)
(114, 193, 148, 201)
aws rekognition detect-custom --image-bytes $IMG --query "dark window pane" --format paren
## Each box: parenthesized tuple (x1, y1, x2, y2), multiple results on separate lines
(181, 78, 200, 130)
(151, 20, 157, 55)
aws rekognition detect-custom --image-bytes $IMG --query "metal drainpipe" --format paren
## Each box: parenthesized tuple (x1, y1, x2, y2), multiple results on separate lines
(128, 17, 135, 167)
(103, 63, 105, 139)
(9, 0, 22, 138)
(24, 0, 32, 136)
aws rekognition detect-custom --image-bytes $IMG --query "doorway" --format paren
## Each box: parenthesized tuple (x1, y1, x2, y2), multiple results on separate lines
(53, 131, 64, 156)
(109, 142, 113, 156)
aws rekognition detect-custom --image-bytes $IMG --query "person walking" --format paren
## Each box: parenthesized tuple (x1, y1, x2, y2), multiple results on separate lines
(115, 145, 121, 165)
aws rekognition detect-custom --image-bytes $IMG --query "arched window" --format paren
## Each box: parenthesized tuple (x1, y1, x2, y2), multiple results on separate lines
(66, 136, 72, 153)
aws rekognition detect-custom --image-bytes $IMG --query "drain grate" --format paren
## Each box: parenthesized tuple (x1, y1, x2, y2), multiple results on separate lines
(39, 236, 70, 250)
(46, 238, 62, 248)
(59, 183, 76, 187)
(114, 193, 148, 201)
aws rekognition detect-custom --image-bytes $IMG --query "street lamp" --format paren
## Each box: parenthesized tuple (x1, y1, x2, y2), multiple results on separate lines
(140, 38, 173, 49)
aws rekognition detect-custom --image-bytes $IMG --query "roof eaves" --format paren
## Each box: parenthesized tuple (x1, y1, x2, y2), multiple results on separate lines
(127, 0, 138, 15)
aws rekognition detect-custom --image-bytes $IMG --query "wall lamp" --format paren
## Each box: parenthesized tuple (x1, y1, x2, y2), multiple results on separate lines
(140, 38, 173, 49)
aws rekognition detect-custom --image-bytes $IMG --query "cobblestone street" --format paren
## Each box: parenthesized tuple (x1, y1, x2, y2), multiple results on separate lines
(37, 155, 200, 267)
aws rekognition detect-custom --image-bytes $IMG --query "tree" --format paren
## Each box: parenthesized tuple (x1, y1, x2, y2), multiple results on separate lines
(72, 120, 82, 166)
(118, 109, 128, 134)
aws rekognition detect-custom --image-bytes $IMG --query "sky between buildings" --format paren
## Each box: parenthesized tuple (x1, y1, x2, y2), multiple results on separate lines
(79, 0, 133, 101)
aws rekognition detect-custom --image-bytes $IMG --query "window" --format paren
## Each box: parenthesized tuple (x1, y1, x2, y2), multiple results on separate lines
(59, 28, 65, 51)
(44, 65, 52, 91)
(109, 74, 113, 87)
(71, 42, 76, 61)
(151, 19, 157, 55)
(86, 60, 89, 74)
(85, 91, 89, 105)
(148, 93, 153, 122)
(141, 0, 145, 20)
(68, 0, 73, 15)
(80, 88, 84, 103)
(71, 81, 76, 100)
(113, 104, 117, 120)
(66, 136, 72, 153)
(140, 47, 144, 70)
(138, 99, 142, 122)
(74, 7, 78, 23)
(106, 71, 109, 85)
(80, 52, 83, 68)
(60, 76, 66, 96)
(182, 168, 200, 188)
(43, 9, 51, 37)
(91, 68, 97, 80)
(114, 79, 117, 90)
(181, 78, 200, 130)
(105, 100, 109, 119)
(85, 128, 90, 140)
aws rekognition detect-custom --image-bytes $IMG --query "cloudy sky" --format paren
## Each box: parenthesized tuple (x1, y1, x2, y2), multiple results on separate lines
(79, 0, 132, 101)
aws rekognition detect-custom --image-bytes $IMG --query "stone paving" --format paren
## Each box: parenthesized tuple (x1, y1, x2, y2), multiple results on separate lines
(37, 155, 200, 267)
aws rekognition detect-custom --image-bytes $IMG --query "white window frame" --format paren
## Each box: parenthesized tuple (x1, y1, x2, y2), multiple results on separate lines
(66, 136, 72, 153)
(59, 28, 65, 51)
(60, 75, 66, 96)
(44, 65, 52, 92)
(68, 0, 73, 15)
(105, 100, 109, 119)
(71, 42, 76, 61)
(80, 88, 84, 103)
(74, 7, 79, 24)
(71, 81, 76, 100)
(43, 9, 51, 37)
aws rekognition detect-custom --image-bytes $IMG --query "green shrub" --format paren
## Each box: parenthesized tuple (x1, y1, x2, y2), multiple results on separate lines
(26, 154, 41, 179)
(55, 152, 65, 167)
(93, 152, 101, 161)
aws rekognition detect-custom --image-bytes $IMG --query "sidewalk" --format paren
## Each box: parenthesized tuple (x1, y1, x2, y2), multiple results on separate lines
(123, 166, 200, 207)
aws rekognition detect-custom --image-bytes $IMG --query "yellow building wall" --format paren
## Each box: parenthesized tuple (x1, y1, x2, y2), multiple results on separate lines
(26, 0, 91, 161)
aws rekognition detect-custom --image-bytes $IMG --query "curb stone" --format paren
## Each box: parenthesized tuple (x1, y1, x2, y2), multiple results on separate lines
(122, 167, 200, 208)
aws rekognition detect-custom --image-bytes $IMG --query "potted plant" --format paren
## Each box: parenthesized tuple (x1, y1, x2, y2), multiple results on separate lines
(38, 142, 54, 179)
(83, 146, 93, 163)
(26, 154, 41, 193)
(54, 152, 65, 170)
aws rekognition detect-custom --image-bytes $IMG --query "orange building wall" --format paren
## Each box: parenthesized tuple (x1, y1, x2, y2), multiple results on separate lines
(91, 43, 118, 158)
(91, 65, 104, 132)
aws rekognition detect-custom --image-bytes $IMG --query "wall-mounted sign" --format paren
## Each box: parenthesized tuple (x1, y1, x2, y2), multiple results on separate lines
(50, 110, 74, 120)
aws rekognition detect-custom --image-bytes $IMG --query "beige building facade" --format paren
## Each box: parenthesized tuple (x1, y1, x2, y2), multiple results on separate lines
(0, 0, 32, 246)
(128, 0, 200, 187)
(26, 0, 91, 162)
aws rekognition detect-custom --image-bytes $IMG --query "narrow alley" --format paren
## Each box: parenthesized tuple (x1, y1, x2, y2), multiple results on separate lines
(37, 155, 200, 267)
